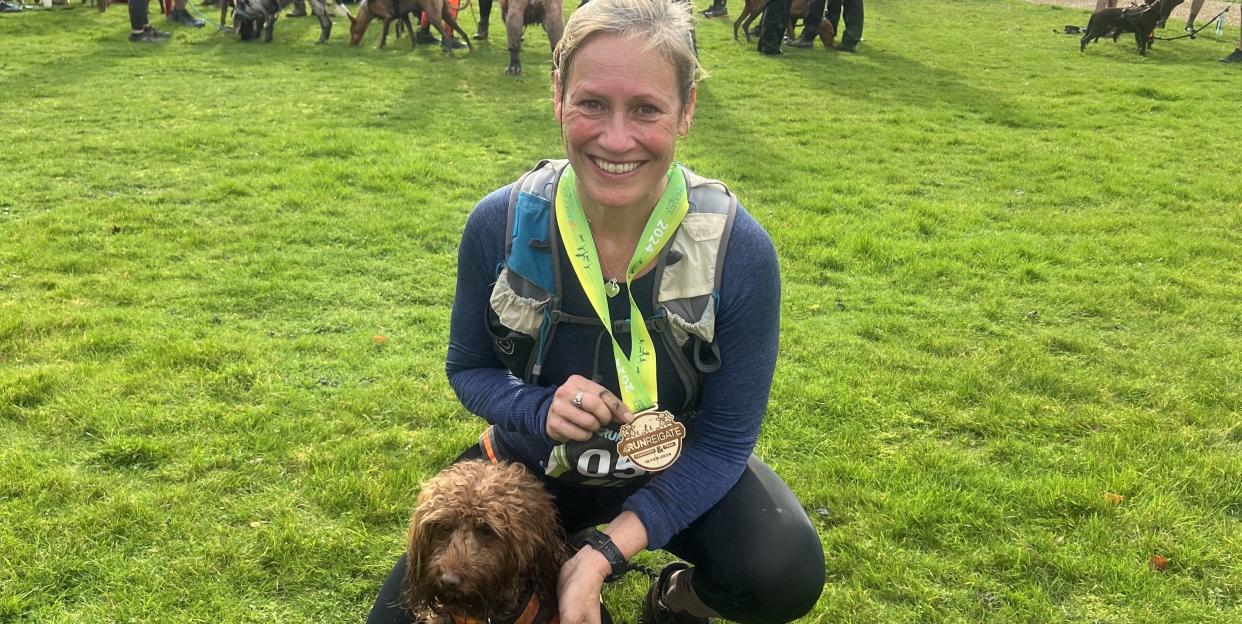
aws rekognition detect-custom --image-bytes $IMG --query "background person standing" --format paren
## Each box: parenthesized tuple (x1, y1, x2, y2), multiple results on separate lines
(1183, 0, 1206, 32)
(128, 0, 171, 41)
(1223, 20, 1242, 62)
(825, 0, 862, 52)
(757, 0, 790, 54)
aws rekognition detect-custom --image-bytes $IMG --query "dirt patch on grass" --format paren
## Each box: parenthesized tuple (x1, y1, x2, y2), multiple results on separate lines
(1027, 0, 1240, 28)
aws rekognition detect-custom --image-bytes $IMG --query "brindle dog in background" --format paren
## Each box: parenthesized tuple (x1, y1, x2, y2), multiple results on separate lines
(498, 0, 564, 75)
(232, 0, 335, 42)
(345, 0, 472, 49)
(732, 0, 834, 46)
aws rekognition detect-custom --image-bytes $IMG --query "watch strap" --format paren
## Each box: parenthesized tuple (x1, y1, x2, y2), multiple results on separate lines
(579, 528, 628, 582)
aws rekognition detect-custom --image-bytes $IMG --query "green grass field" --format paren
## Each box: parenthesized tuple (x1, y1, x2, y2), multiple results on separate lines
(2, 0, 1241, 621)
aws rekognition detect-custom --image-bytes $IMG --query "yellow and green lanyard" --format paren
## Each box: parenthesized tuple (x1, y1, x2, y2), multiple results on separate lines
(554, 164, 689, 412)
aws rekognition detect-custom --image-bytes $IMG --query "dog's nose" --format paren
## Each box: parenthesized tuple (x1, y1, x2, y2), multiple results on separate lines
(438, 572, 461, 590)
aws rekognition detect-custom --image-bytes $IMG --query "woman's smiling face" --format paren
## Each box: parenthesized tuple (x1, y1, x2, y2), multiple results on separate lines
(554, 33, 695, 216)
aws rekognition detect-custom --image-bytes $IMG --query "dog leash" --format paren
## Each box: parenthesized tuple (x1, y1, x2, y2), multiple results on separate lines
(1155, 7, 1229, 41)
(183, 0, 233, 32)
(186, 0, 217, 26)
(623, 562, 661, 581)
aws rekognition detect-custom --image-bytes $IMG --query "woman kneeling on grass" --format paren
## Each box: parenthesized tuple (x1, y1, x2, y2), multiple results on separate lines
(367, 0, 824, 621)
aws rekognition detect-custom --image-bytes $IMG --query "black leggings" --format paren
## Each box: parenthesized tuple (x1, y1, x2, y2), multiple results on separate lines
(367, 449, 824, 624)
(476, 0, 492, 30)
(128, 0, 149, 31)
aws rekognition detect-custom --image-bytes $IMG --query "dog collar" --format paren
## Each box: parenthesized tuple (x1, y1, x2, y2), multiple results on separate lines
(450, 593, 556, 624)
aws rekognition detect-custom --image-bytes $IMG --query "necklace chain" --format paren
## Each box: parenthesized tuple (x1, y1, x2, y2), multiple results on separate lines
(587, 218, 623, 297)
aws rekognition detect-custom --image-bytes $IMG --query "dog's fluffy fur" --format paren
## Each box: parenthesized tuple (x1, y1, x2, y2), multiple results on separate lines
(402, 460, 569, 623)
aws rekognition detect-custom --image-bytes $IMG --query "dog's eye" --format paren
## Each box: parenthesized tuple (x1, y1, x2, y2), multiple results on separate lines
(475, 520, 497, 537)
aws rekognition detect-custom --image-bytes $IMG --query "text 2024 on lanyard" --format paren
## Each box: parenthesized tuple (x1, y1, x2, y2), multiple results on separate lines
(555, 164, 690, 472)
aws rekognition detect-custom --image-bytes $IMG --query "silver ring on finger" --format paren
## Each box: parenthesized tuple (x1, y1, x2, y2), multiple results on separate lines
(571, 391, 584, 409)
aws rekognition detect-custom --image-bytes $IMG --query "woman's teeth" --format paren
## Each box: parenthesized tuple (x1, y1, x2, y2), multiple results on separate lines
(592, 158, 640, 174)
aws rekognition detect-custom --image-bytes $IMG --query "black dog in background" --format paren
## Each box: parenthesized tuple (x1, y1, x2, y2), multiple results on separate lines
(234, 0, 335, 42)
(1080, 0, 1180, 55)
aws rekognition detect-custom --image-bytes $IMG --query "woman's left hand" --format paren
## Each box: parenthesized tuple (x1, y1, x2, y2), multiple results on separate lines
(557, 547, 611, 624)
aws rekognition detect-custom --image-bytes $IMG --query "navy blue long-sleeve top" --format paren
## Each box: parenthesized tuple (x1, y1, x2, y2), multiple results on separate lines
(445, 182, 780, 549)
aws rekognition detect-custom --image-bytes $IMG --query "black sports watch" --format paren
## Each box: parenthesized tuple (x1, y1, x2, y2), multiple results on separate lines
(579, 528, 628, 582)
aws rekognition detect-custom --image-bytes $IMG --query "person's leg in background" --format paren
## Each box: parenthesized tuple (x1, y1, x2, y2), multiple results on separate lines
(473, 0, 492, 39)
(1184, 0, 1206, 31)
(788, 0, 826, 48)
(417, 0, 465, 47)
(1223, 18, 1242, 62)
(169, 0, 206, 27)
(757, 0, 789, 54)
(129, 0, 171, 41)
(836, 0, 861, 52)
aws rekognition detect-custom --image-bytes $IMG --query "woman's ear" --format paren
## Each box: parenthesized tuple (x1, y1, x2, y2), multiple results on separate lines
(552, 72, 564, 122)
(678, 86, 697, 137)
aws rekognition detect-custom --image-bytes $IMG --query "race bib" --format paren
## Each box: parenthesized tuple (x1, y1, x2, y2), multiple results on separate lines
(545, 425, 647, 485)
(544, 407, 686, 483)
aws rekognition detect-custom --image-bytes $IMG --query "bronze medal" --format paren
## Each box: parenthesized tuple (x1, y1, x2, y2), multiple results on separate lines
(617, 407, 685, 472)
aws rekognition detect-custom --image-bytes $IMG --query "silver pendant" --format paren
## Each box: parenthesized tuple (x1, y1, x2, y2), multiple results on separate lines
(605, 279, 621, 298)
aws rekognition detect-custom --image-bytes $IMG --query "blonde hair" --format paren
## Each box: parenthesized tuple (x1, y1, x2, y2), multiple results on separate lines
(552, 0, 704, 106)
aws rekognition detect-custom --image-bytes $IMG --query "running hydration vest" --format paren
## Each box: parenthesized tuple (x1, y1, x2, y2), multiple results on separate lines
(486, 159, 738, 415)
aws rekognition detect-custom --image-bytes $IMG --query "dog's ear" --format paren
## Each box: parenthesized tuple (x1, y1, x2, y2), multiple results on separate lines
(402, 506, 440, 614)
(495, 463, 569, 600)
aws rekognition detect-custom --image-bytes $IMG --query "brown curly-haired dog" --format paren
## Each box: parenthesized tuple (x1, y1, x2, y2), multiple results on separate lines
(402, 460, 570, 624)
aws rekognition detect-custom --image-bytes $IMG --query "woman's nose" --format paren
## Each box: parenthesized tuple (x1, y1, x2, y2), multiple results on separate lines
(596, 113, 636, 154)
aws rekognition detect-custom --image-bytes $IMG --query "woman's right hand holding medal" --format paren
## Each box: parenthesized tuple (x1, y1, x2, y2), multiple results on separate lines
(547, 374, 635, 442)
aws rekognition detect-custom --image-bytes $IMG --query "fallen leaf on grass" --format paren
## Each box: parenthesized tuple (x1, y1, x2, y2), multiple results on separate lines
(1149, 555, 1169, 572)
(373, 335, 389, 344)
(1104, 493, 1125, 505)
(249, 520, 270, 529)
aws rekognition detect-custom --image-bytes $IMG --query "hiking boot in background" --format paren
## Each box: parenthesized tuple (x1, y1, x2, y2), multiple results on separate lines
(701, 0, 726, 18)
(169, 8, 205, 27)
(131, 28, 170, 42)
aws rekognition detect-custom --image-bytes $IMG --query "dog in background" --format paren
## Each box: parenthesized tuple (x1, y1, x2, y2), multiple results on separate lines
(1080, 0, 1174, 55)
(733, 0, 835, 47)
(498, 0, 564, 75)
(402, 461, 570, 624)
(232, 0, 337, 42)
(344, 0, 471, 49)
